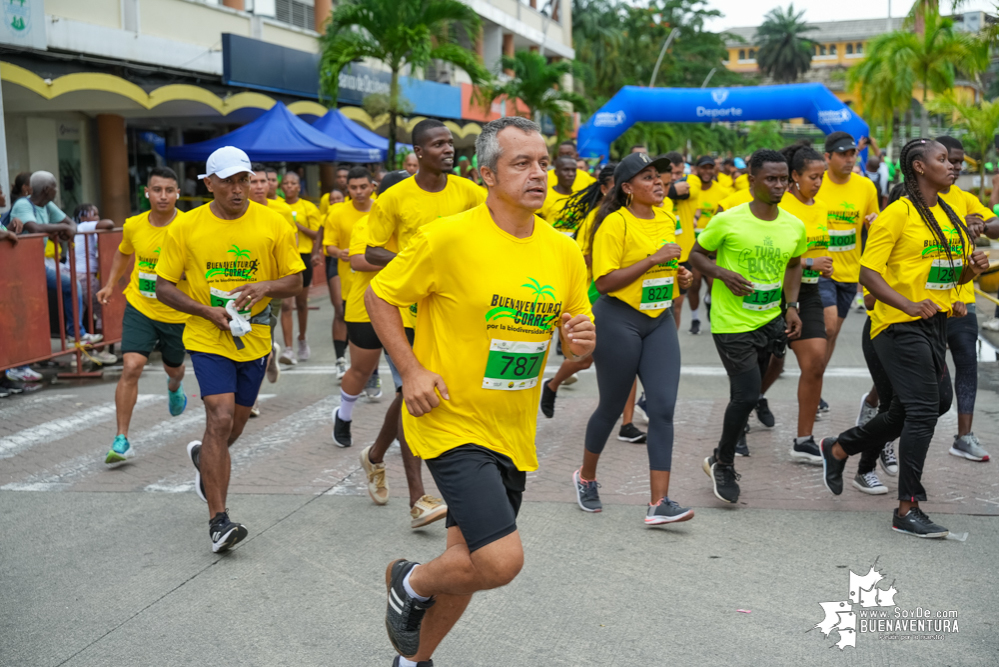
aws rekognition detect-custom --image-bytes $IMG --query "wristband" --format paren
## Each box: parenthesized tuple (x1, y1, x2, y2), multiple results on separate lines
(805, 258, 813, 268)
(785, 302, 799, 310)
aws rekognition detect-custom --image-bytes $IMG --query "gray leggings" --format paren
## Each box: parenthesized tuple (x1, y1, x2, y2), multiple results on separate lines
(584, 296, 681, 471)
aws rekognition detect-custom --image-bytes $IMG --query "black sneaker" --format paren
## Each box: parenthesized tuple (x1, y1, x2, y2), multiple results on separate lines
(790, 436, 823, 465)
(754, 397, 775, 428)
(385, 559, 435, 658)
(689, 319, 701, 335)
(735, 432, 750, 457)
(618, 422, 647, 443)
(820, 437, 847, 495)
(573, 469, 602, 512)
(393, 657, 433, 667)
(540, 380, 556, 419)
(209, 511, 247, 553)
(186, 440, 206, 503)
(892, 507, 948, 538)
(879, 441, 899, 476)
(705, 457, 740, 503)
(818, 397, 830, 413)
(332, 406, 352, 447)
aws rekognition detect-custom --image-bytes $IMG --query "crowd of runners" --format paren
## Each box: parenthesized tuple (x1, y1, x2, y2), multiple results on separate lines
(87, 115, 997, 666)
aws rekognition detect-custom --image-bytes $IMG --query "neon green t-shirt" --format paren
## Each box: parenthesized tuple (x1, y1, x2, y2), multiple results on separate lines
(696, 202, 807, 334)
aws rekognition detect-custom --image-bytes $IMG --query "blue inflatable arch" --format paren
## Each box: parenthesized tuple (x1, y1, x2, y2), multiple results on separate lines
(577, 82, 869, 159)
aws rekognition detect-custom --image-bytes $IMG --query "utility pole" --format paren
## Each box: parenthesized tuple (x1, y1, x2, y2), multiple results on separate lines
(649, 28, 679, 88)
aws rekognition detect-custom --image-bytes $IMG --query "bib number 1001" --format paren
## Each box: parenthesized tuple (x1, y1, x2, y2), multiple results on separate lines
(483, 339, 550, 391)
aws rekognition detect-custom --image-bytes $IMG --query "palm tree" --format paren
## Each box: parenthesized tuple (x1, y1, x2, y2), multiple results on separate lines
(928, 95, 999, 203)
(572, 0, 624, 98)
(478, 51, 589, 142)
(318, 0, 490, 162)
(847, 31, 916, 151)
(754, 3, 816, 84)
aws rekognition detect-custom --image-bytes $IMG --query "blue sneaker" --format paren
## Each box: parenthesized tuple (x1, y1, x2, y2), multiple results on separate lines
(105, 434, 134, 466)
(168, 381, 187, 416)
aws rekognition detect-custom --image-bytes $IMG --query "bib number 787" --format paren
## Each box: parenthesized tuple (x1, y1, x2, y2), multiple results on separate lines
(483, 339, 550, 391)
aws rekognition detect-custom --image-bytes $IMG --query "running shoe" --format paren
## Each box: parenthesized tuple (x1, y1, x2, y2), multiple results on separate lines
(266, 341, 281, 383)
(983, 317, 999, 331)
(562, 373, 579, 386)
(360, 445, 390, 505)
(892, 507, 948, 539)
(618, 423, 647, 443)
(754, 397, 775, 428)
(689, 319, 701, 335)
(573, 468, 602, 512)
(385, 559, 435, 658)
(818, 397, 830, 413)
(335, 357, 348, 379)
(105, 434, 134, 466)
(819, 437, 846, 495)
(539, 380, 556, 418)
(392, 657, 434, 667)
(950, 433, 990, 462)
(6, 366, 42, 382)
(187, 440, 207, 503)
(856, 392, 878, 427)
(703, 455, 740, 503)
(332, 406, 352, 447)
(634, 392, 649, 424)
(0, 388, 8, 398)
(249, 401, 260, 417)
(279, 346, 297, 365)
(90, 350, 118, 365)
(410, 495, 447, 528)
(853, 471, 888, 495)
(209, 510, 248, 553)
(879, 442, 899, 476)
(365, 373, 383, 400)
(80, 333, 103, 344)
(734, 432, 749, 457)
(298, 338, 310, 361)
(854, 293, 865, 312)
(790, 436, 822, 464)
(645, 496, 694, 525)
(168, 380, 187, 416)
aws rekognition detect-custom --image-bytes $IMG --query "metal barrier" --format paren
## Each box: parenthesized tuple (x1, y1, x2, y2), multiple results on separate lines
(0, 229, 128, 378)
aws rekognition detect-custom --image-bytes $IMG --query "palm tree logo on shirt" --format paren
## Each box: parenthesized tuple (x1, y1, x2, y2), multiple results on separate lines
(205, 245, 255, 279)
(485, 277, 558, 327)
(137, 246, 160, 272)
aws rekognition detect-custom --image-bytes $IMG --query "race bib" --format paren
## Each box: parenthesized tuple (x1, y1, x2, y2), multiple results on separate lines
(802, 268, 821, 285)
(482, 339, 549, 391)
(138, 271, 158, 299)
(210, 286, 250, 317)
(743, 282, 781, 311)
(925, 258, 962, 290)
(675, 218, 682, 234)
(829, 229, 856, 252)
(641, 276, 674, 310)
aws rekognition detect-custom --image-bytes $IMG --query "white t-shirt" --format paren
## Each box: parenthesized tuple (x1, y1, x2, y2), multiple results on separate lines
(74, 221, 100, 274)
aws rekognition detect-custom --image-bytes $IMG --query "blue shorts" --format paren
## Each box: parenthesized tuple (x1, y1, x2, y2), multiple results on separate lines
(190, 352, 267, 407)
(818, 277, 857, 319)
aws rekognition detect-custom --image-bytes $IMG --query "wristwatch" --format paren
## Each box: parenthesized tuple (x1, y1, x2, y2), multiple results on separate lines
(785, 302, 800, 310)
(805, 258, 814, 268)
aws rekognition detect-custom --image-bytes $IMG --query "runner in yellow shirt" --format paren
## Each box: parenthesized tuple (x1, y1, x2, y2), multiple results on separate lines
(368, 117, 594, 666)
(716, 187, 753, 213)
(684, 155, 728, 335)
(96, 167, 189, 466)
(278, 170, 322, 364)
(819, 138, 989, 538)
(537, 156, 579, 232)
(664, 152, 696, 332)
(155, 146, 305, 554)
(546, 140, 597, 192)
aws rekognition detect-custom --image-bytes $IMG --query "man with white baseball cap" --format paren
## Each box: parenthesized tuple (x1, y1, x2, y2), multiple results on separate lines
(155, 146, 306, 553)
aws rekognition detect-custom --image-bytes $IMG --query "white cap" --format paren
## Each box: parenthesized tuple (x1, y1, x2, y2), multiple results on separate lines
(198, 146, 253, 180)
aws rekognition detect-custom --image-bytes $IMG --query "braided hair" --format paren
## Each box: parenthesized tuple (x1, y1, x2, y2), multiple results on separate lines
(591, 163, 638, 249)
(898, 138, 971, 270)
(560, 163, 615, 236)
(779, 141, 824, 178)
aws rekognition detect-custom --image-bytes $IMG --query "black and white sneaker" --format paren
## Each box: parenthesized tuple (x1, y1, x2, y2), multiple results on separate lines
(754, 398, 775, 428)
(573, 468, 602, 512)
(734, 432, 750, 457)
(892, 507, 948, 539)
(209, 511, 247, 553)
(820, 437, 847, 495)
(853, 471, 888, 495)
(879, 441, 899, 476)
(187, 440, 207, 503)
(618, 422, 647, 443)
(392, 657, 433, 667)
(818, 397, 830, 413)
(540, 380, 556, 419)
(645, 496, 694, 525)
(385, 559, 435, 658)
(634, 392, 649, 424)
(332, 406, 352, 447)
(790, 436, 823, 465)
(703, 455, 740, 503)
(689, 319, 701, 335)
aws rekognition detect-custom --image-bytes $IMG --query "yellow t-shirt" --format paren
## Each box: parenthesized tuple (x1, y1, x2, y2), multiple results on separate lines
(266, 198, 296, 232)
(735, 173, 749, 191)
(670, 176, 697, 262)
(717, 172, 734, 191)
(690, 178, 727, 234)
(285, 198, 322, 254)
(547, 168, 596, 193)
(861, 198, 970, 338)
(370, 204, 592, 471)
(592, 206, 679, 318)
(538, 189, 581, 235)
(323, 201, 372, 300)
(717, 188, 753, 213)
(156, 201, 306, 361)
(118, 210, 189, 324)
(817, 173, 881, 283)
(779, 195, 830, 285)
(345, 216, 400, 323)
(940, 185, 990, 304)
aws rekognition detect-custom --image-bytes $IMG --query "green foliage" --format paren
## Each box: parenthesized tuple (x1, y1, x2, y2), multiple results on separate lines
(745, 121, 784, 152)
(755, 3, 815, 84)
(927, 94, 999, 202)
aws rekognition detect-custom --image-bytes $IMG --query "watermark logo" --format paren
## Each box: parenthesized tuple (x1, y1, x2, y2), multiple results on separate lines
(593, 110, 626, 128)
(711, 89, 729, 105)
(811, 559, 959, 650)
(817, 109, 852, 125)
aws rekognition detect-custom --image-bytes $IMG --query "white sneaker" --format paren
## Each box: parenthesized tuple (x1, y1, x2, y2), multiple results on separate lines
(360, 445, 389, 505)
(335, 357, 348, 379)
(266, 342, 281, 383)
(982, 318, 999, 332)
(364, 373, 383, 400)
(6, 366, 43, 382)
(562, 373, 579, 386)
(91, 350, 118, 365)
(856, 392, 878, 427)
(80, 333, 103, 344)
(279, 346, 297, 365)
(297, 339, 310, 361)
(410, 495, 447, 529)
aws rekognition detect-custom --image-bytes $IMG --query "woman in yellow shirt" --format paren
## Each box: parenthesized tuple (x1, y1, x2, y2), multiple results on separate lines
(572, 152, 694, 525)
(819, 138, 990, 539)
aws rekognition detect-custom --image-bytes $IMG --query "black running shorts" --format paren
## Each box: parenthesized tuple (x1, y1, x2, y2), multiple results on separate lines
(325, 254, 337, 282)
(784, 284, 826, 342)
(426, 444, 526, 553)
(300, 253, 314, 288)
(712, 316, 787, 377)
(120, 302, 186, 367)
(345, 321, 381, 350)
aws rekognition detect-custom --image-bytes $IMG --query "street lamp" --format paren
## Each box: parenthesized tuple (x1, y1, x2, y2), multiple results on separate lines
(649, 28, 680, 88)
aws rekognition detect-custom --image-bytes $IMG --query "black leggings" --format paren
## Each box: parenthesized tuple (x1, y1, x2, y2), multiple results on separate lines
(947, 310, 978, 416)
(857, 317, 894, 474)
(837, 315, 952, 501)
(584, 296, 681, 471)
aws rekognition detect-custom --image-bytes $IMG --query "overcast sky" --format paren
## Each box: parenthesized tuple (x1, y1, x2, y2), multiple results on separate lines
(703, 0, 997, 31)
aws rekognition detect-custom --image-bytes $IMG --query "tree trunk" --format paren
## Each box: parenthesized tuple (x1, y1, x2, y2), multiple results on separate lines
(920, 82, 929, 138)
(388, 67, 399, 167)
(980, 158, 987, 206)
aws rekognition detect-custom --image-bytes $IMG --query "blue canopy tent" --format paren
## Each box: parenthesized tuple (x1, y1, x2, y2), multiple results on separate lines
(577, 83, 869, 159)
(166, 102, 383, 163)
(311, 110, 412, 159)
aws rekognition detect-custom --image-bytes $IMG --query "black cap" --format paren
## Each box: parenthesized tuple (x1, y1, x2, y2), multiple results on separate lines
(825, 133, 857, 153)
(377, 170, 410, 196)
(695, 155, 717, 167)
(614, 152, 672, 185)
